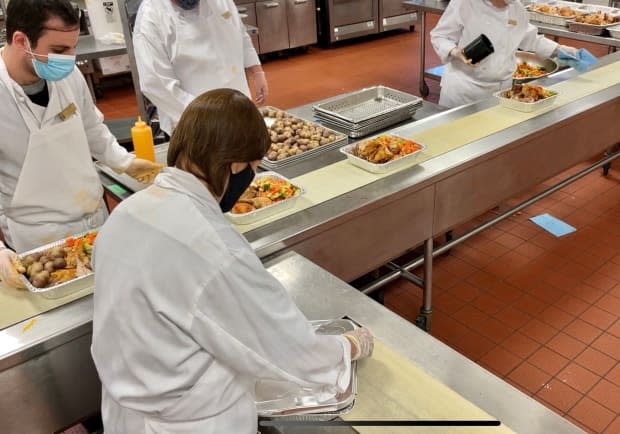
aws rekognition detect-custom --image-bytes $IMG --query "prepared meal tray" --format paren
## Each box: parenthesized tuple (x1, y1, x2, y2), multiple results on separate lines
(225, 171, 304, 225)
(495, 83, 558, 113)
(340, 134, 426, 174)
(567, 12, 620, 35)
(256, 319, 357, 419)
(526, 1, 591, 26)
(260, 107, 348, 169)
(513, 51, 558, 82)
(16, 231, 97, 299)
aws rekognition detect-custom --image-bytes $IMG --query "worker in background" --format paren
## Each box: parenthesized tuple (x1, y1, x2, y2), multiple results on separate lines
(430, 0, 587, 108)
(132, 0, 268, 136)
(0, 0, 162, 287)
(91, 88, 373, 433)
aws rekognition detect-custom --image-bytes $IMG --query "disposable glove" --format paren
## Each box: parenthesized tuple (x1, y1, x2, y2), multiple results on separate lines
(0, 246, 25, 289)
(556, 46, 597, 72)
(125, 158, 165, 184)
(343, 326, 374, 361)
(253, 71, 268, 105)
(449, 47, 472, 65)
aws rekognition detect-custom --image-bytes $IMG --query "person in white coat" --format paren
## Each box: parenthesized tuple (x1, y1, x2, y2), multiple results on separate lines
(0, 0, 163, 288)
(91, 88, 373, 434)
(430, 0, 577, 108)
(132, 0, 268, 136)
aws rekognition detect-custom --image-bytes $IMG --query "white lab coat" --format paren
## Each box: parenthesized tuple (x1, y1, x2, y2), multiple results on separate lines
(430, 0, 558, 108)
(133, 0, 261, 135)
(91, 167, 352, 434)
(0, 50, 133, 252)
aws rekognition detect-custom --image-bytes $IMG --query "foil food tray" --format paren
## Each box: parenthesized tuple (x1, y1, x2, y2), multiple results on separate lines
(608, 23, 620, 38)
(225, 172, 305, 225)
(495, 89, 559, 113)
(340, 136, 426, 174)
(567, 19, 615, 35)
(256, 319, 357, 419)
(312, 85, 423, 124)
(525, 1, 592, 26)
(261, 107, 348, 169)
(18, 231, 96, 299)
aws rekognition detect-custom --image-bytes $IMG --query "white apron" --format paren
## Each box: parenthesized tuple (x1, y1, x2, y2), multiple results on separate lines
(2, 80, 106, 252)
(161, 1, 249, 133)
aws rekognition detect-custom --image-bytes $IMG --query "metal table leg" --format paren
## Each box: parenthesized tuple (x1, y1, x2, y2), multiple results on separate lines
(419, 11, 430, 97)
(415, 237, 433, 331)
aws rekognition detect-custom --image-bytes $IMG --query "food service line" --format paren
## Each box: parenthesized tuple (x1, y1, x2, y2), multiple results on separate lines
(402, 0, 620, 97)
(0, 252, 582, 434)
(99, 51, 620, 331)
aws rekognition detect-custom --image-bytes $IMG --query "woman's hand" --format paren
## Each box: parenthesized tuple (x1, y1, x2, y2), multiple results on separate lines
(0, 246, 25, 289)
(343, 327, 374, 361)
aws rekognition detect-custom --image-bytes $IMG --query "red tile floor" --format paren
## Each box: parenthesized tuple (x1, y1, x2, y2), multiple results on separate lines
(94, 20, 619, 433)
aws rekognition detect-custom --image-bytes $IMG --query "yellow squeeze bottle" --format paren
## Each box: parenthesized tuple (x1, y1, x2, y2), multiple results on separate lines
(131, 117, 155, 162)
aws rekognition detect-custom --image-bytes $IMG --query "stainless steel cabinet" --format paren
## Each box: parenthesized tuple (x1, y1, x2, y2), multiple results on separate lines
(379, 0, 416, 32)
(256, 0, 290, 53)
(237, 2, 260, 53)
(287, 0, 318, 48)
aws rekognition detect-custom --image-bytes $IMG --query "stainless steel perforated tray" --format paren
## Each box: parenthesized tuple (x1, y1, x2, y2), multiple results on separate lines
(317, 109, 418, 138)
(312, 86, 423, 124)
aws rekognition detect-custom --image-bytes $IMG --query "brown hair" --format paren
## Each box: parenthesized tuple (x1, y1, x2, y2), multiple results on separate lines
(167, 89, 270, 196)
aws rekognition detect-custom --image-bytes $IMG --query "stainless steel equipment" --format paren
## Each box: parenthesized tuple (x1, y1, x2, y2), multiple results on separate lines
(378, 0, 416, 32)
(317, 0, 379, 44)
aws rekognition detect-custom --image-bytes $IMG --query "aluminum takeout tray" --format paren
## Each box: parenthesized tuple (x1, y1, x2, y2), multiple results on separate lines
(261, 107, 348, 169)
(256, 319, 357, 419)
(495, 89, 558, 113)
(18, 231, 96, 299)
(340, 135, 426, 174)
(312, 85, 423, 124)
(609, 23, 620, 38)
(225, 172, 304, 225)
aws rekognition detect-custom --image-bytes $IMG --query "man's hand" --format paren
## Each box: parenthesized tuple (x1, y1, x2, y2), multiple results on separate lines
(125, 159, 165, 184)
(450, 47, 472, 65)
(0, 248, 25, 289)
(253, 71, 268, 105)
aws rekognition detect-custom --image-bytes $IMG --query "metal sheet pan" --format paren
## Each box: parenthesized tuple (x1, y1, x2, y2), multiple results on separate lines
(255, 319, 357, 419)
(225, 172, 305, 225)
(316, 109, 418, 138)
(18, 231, 96, 299)
(567, 19, 616, 35)
(260, 107, 348, 170)
(312, 85, 423, 124)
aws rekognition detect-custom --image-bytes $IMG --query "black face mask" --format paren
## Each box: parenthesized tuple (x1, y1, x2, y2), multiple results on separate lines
(219, 165, 255, 213)
(176, 0, 199, 10)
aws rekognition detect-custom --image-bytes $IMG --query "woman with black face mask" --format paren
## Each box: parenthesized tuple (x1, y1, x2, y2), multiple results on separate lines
(91, 88, 373, 434)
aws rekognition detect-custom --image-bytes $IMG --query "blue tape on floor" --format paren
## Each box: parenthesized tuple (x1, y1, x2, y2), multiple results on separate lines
(530, 213, 576, 237)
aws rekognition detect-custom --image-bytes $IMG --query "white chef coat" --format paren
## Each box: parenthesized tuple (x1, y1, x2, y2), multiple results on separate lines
(430, 0, 558, 108)
(132, 0, 261, 135)
(0, 50, 133, 251)
(91, 167, 352, 434)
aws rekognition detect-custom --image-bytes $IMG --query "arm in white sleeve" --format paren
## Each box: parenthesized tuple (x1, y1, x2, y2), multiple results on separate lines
(74, 70, 134, 172)
(430, 0, 465, 63)
(242, 30, 260, 68)
(519, 23, 558, 59)
(132, 29, 196, 129)
(190, 249, 352, 392)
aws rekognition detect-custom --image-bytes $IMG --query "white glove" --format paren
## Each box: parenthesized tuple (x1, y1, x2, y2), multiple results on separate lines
(343, 327, 374, 361)
(125, 158, 165, 184)
(253, 71, 268, 105)
(450, 47, 472, 65)
(0, 246, 25, 289)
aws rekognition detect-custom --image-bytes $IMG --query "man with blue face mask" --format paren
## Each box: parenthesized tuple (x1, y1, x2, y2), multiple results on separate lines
(132, 0, 268, 136)
(0, 0, 164, 287)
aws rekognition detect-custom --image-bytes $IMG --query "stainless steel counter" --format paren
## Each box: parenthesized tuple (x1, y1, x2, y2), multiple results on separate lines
(0, 252, 583, 434)
(403, 0, 620, 96)
(76, 35, 127, 61)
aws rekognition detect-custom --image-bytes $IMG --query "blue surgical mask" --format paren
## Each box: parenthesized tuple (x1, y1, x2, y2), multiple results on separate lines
(25, 41, 76, 81)
(176, 0, 199, 10)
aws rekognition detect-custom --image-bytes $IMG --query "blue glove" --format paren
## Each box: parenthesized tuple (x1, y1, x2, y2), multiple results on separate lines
(557, 48, 597, 72)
